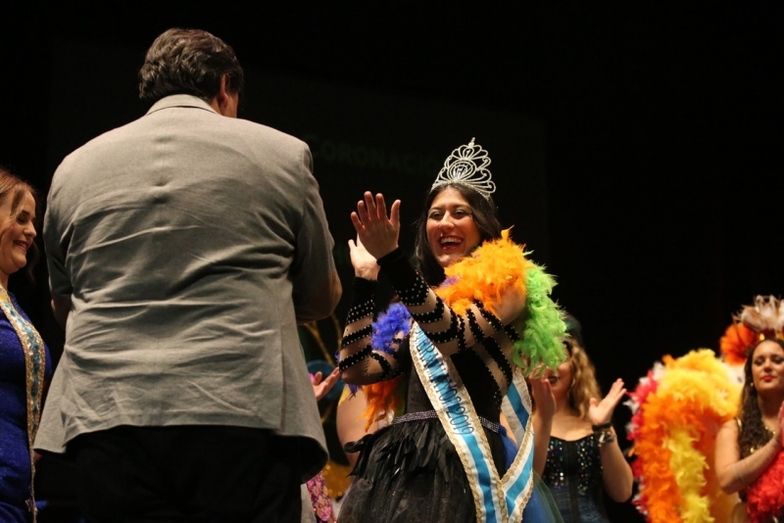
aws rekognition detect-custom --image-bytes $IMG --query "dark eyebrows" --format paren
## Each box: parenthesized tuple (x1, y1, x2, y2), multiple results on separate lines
(429, 204, 472, 213)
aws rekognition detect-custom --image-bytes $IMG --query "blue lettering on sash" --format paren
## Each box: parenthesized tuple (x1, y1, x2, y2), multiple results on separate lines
(416, 328, 475, 435)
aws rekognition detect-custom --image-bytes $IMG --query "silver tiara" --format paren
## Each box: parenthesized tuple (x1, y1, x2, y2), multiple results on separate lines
(430, 137, 496, 199)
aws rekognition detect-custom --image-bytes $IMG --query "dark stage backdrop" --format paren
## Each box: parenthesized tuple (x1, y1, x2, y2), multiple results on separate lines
(3, 4, 783, 522)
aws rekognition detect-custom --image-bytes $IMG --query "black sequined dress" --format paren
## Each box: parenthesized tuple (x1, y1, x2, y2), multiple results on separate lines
(542, 434, 608, 523)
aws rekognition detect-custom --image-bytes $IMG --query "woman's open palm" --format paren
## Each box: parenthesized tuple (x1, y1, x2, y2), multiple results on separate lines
(350, 191, 401, 259)
(589, 378, 626, 426)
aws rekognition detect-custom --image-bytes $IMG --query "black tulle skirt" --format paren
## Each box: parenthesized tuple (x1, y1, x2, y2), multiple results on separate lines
(338, 415, 564, 522)
(339, 417, 502, 522)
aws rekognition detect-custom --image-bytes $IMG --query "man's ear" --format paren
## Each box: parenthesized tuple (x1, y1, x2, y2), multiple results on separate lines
(210, 74, 238, 117)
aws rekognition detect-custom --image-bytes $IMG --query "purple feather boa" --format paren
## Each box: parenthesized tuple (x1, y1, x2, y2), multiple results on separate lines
(371, 302, 412, 355)
(339, 302, 412, 394)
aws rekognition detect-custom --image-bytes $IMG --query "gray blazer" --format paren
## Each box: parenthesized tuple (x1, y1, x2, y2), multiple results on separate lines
(36, 95, 340, 480)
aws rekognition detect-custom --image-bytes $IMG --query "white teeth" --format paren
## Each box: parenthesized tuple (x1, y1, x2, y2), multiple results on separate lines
(440, 237, 461, 245)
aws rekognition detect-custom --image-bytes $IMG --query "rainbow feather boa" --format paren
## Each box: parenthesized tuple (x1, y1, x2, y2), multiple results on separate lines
(435, 228, 565, 373)
(626, 349, 740, 522)
(359, 229, 565, 426)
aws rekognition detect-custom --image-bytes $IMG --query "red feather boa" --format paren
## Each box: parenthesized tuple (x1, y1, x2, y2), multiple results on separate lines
(746, 449, 784, 523)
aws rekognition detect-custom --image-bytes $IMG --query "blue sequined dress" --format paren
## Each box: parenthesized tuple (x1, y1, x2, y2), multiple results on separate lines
(0, 293, 52, 522)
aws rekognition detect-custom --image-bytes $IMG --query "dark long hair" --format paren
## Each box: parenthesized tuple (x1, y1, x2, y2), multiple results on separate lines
(412, 183, 502, 285)
(738, 338, 784, 457)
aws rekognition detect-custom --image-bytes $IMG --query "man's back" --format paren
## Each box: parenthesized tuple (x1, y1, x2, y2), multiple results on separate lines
(42, 95, 338, 465)
(35, 28, 340, 521)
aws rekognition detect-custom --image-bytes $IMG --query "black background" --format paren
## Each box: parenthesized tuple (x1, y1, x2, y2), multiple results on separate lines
(3, 3, 783, 521)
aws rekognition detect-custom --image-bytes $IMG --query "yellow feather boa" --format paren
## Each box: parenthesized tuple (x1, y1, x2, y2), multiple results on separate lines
(628, 349, 740, 522)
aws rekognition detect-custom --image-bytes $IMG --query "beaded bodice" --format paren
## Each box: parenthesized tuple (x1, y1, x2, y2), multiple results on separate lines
(542, 434, 608, 522)
(338, 249, 522, 415)
(542, 434, 603, 494)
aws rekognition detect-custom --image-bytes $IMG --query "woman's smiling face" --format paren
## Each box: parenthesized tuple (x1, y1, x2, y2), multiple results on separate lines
(0, 190, 36, 283)
(426, 186, 481, 268)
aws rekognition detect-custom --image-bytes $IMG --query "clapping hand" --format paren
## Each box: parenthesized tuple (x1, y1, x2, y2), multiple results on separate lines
(350, 191, 401, 260)
(588, 378, 627, 426)
(530, 376, 556, 421)
(777, 401, 784, 446)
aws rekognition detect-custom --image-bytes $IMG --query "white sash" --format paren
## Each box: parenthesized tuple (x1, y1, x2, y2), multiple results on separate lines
(409, 323, 534, 522)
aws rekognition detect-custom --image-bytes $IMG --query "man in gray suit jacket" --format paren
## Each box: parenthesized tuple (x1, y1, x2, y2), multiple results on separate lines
(35, 28, 341, 522)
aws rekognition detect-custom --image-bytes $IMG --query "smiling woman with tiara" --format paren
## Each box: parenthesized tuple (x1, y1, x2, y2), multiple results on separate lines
(336, 138, 567, 522)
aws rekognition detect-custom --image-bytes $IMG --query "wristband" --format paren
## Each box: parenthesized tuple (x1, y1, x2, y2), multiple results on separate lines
(596, 427, 616, 448)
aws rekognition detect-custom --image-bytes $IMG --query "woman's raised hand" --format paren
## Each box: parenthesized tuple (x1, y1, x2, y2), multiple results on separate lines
(530, 376, 556, 421)
(588, 378, 627, 426)
(350, 191, 401, 259)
